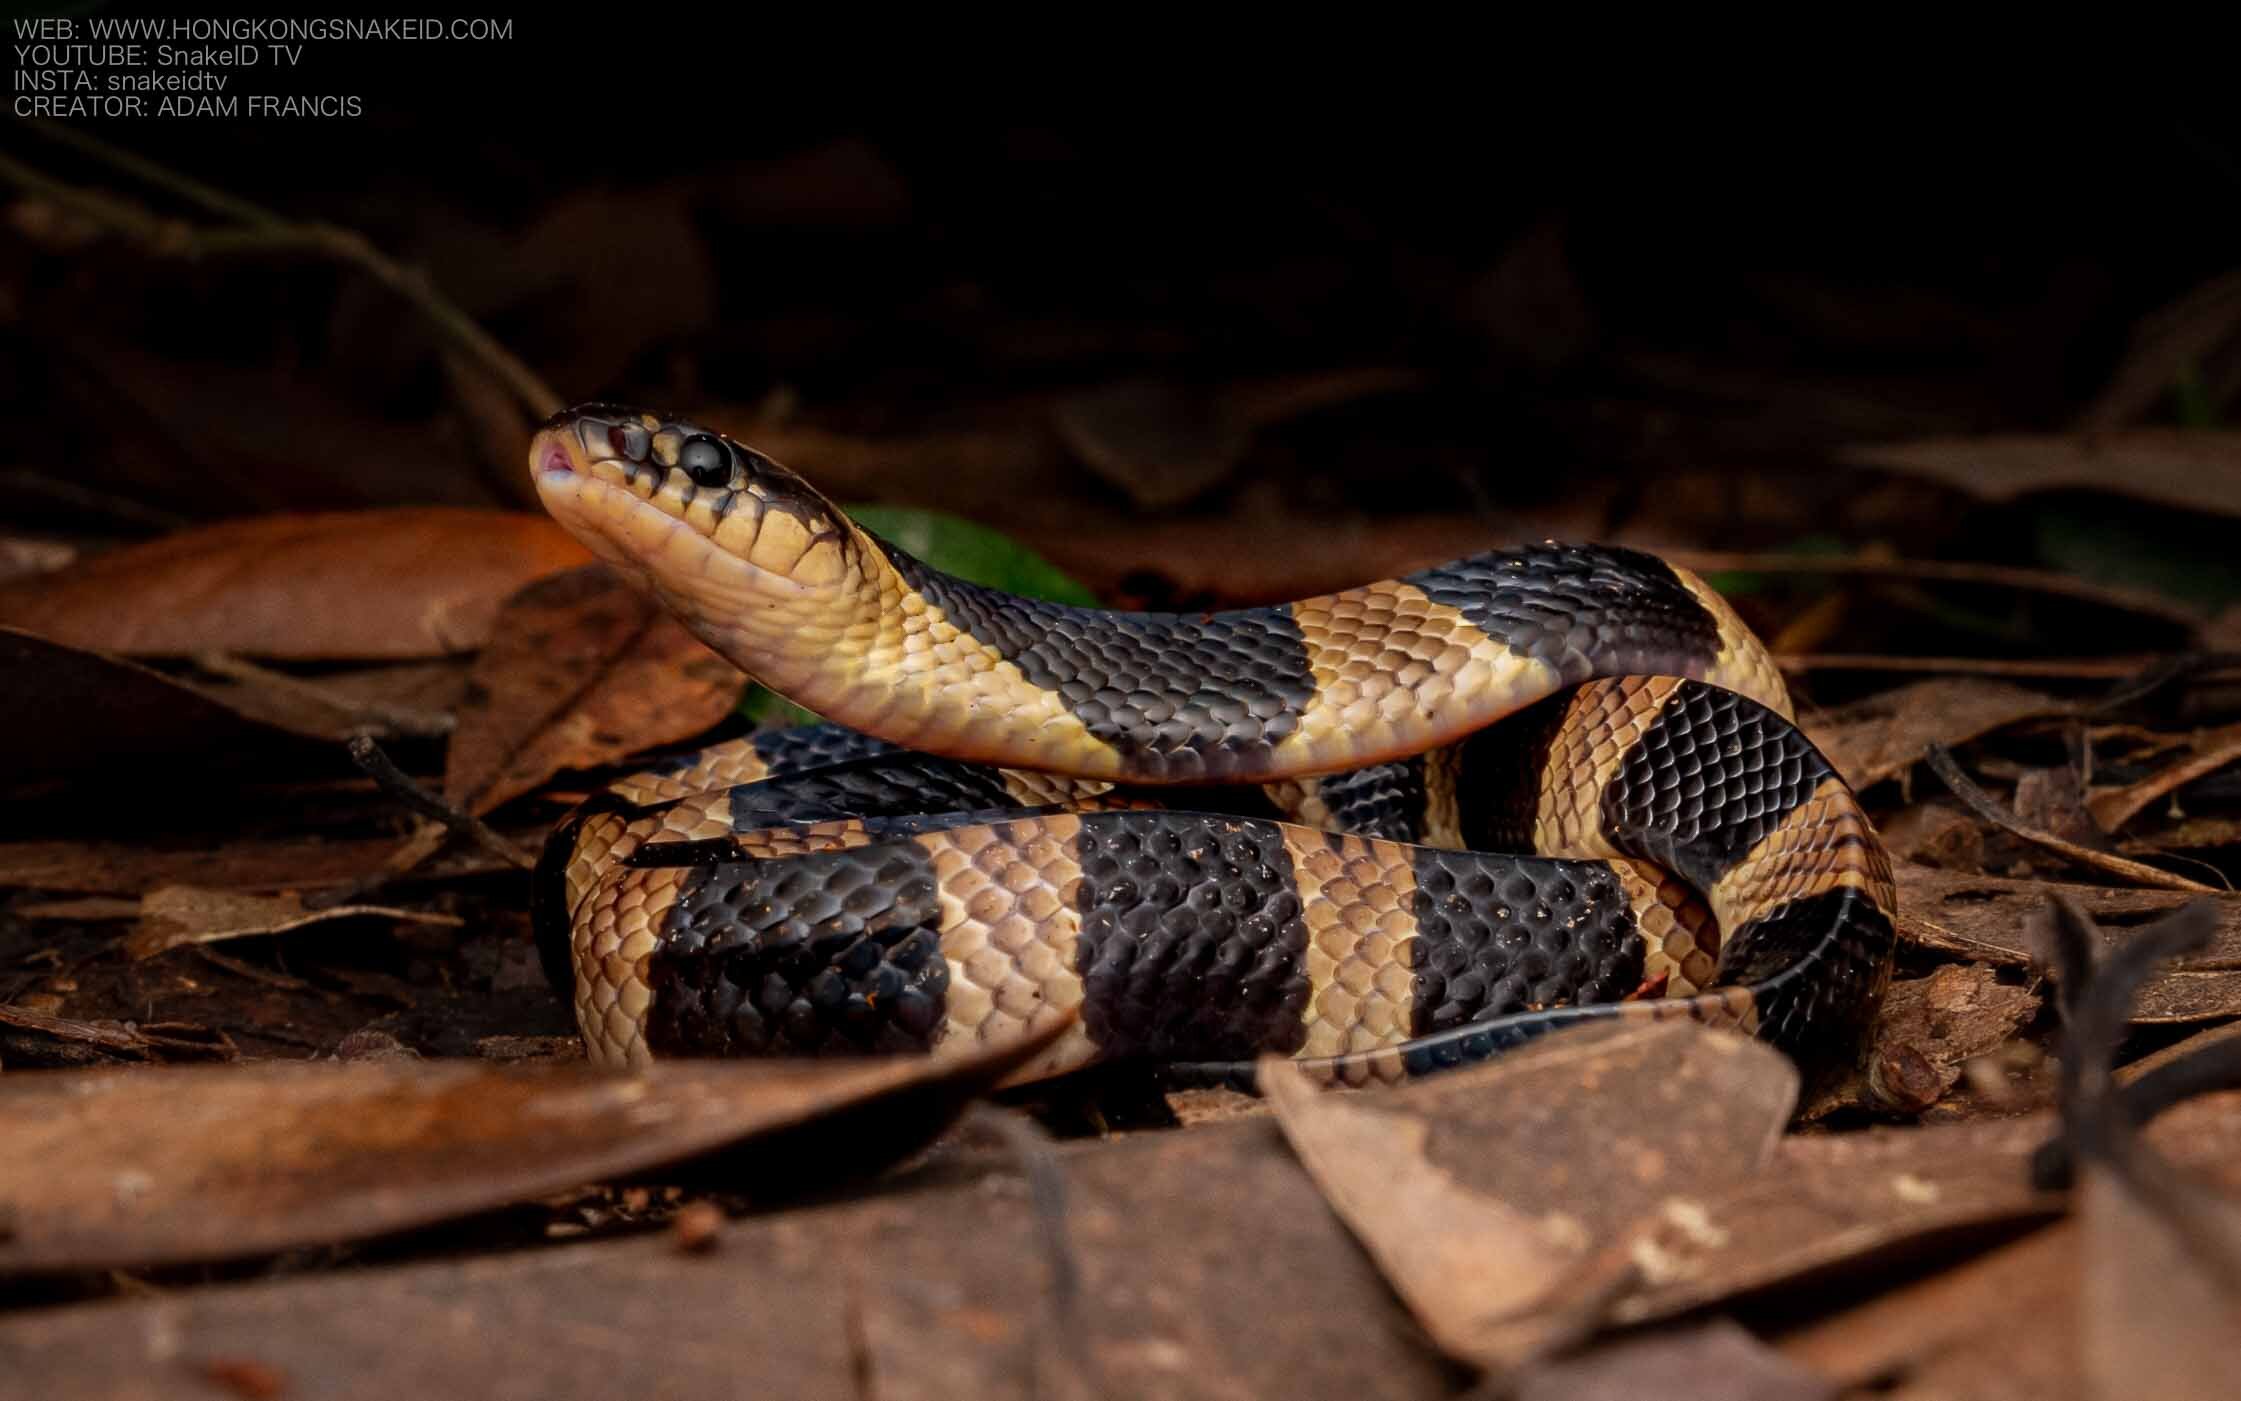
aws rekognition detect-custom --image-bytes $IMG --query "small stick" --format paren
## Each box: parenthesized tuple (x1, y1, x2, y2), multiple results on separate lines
(1925, 746, 2221, 894)
(3, 124, 560, 420)
(346, 736, 535, 872)
(196, 652, 455, 739)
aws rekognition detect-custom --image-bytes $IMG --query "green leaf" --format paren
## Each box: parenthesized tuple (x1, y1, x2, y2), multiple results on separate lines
(737, 687, 825, 730)
(2172, 364, 2222, 431)
(738, 506, 1098, 724)
(845, 505, 1100, 607)
(1699, 532, 1850, 599)
(2033, 500, 2241, 612)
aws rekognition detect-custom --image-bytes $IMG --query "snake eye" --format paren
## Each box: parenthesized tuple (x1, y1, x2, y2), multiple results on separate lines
(678, 434, 732, 487)
(606, 422, 650, 461)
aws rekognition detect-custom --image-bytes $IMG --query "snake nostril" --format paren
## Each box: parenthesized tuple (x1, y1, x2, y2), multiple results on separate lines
(540, 438, 575, 476)
(608, 422, 651, 461)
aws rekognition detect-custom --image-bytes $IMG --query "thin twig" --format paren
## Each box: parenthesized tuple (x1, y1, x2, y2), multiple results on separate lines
(1668, 550, 2209, 631)
(195, 652, 456, 739)
(2, 124, 560, 419)
(30, 119, 283, 226)
(1775, 653, 2236, 680)
(346, 736, 535, 871)
(1924, 745, 2221, 894)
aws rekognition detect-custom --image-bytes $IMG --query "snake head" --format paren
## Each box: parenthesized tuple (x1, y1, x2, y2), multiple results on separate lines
(530, 404, 857, 596)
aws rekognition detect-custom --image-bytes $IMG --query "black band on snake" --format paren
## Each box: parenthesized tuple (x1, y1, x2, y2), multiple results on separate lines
(528, 404, 1896, 1087)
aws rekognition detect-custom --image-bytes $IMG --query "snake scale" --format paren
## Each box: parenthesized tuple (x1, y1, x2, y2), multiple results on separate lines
(528, 405, 1896, 1087)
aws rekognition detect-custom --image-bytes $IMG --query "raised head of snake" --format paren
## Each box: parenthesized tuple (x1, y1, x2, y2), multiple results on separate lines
(533, 401, 1794, 783)
(534, 404, 853, 583)
(531, 406, 886, 697)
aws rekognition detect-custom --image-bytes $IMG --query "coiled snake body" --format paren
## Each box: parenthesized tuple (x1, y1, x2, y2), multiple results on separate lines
(529, 406, 1895, 1086)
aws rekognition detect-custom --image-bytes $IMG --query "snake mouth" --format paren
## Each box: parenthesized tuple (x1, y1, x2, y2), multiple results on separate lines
(528, 404, 857, 598)
(535, 429, 580, 482)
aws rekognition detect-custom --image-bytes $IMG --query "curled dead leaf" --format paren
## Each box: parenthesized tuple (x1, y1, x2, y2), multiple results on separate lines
(0, 509, 590, 659)
(1262, 1022, 1798, 1371)
(443, 565, 744, 815)
(0, 1017, 1069, 1274)
(1897, 866, 2241, 1023)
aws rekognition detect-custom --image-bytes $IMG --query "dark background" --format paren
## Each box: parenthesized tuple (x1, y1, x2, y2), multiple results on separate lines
(8, 20, 2241, 645)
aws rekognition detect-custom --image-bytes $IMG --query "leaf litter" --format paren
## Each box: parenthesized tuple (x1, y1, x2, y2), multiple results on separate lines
(6, 137, 2241, 1399)
(6, 511, 2241, 1400)
(0, 1017, 1071, 1275)
(0, 509, 590, 660)
(442, 564, 743, 817)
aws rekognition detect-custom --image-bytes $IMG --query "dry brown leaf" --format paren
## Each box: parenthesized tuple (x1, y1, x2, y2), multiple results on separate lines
(1261, 1058, 1593, 1369)
(1518, 1319, 1833, 1401)
(2078, 1163, 2241, 1400)
(1777, 1222, 2079, 1396)
(1896, 866, 2241, 1022)
(442, 565, 743, 815)
(12, 1069, 2233, 1401)
(1801, 678, 2069, 790)
(123, 885, 462, 962)
(1263, 1022, 1798, 1370)
(2120, 1023, 2241, 1087)
(0, 1020, 1067, 1274)
(1806, 963, 2044, 1119)
(2086, 722, 2241, 832)
(1778, 1092, 2241, 1397)
(1840, 429, 2241, 519)
(1614, 1113, 2068, 1327)
(1876, 801, 1983, 865)
(0, 627, 337, 786)
(0, 1058, 1448, 1401)
(0, 509, 591, 659)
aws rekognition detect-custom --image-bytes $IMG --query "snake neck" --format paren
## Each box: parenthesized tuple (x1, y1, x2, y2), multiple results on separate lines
(685, 527, 1804, 789)
(660, 522, 1109, 770)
